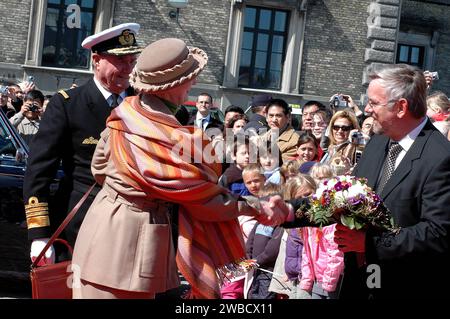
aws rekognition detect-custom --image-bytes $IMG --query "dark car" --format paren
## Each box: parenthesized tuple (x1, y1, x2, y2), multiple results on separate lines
(0, 110, 63, 296)
(0, 109, 28, 223)
(0, 108, 31, 295)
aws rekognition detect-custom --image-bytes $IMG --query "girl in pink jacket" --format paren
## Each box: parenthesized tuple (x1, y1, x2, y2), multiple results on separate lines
(300, 223, 344, 299)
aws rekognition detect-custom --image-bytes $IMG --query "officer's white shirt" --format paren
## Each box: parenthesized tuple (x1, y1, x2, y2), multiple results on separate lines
(93, 77, 126, 107)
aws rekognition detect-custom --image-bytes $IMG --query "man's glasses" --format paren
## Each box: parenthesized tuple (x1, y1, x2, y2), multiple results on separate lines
(367, 99, 397, 109)
(332, 125, 353, 132)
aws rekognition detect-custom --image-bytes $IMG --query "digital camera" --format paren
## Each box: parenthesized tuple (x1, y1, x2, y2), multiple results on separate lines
(0, 85, 8, 95)
(29, 103, 39, 112)
(424, 71, 439, 81)
(331, 96, 348, 110)
(351, 131, 366, 164)
(351, 131, 366, 146)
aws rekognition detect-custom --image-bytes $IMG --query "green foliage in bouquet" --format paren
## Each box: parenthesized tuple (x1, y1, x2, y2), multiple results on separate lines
(302, 176, 399, 233)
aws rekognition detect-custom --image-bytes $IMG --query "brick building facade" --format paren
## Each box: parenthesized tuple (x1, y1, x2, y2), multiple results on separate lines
(1, 0, 449, 110)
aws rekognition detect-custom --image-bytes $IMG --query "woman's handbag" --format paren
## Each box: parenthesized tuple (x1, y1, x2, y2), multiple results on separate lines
(30, 184, 96, 299)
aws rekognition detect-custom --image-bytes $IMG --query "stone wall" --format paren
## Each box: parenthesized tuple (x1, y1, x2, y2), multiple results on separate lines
(299, 0, 371, 101)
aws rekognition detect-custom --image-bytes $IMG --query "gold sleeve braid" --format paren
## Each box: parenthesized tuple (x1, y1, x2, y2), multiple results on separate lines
(25, 197, 50, 229)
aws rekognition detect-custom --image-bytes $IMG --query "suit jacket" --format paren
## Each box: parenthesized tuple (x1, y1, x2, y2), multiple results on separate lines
(23, 78, 133, 244)
(344, 119, 450, 299)
(187, 110, 224, 131)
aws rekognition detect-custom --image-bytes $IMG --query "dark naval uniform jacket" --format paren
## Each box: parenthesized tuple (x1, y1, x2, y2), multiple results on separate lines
(244, 113, 269, 135)
(23, 78, 133, 246)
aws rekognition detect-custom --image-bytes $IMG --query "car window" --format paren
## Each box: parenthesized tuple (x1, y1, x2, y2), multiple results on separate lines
(0, 121, 16, 157)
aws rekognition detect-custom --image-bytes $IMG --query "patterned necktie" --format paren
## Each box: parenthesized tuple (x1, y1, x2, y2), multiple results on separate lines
(110, 93, 120, 108)
(201, 118, 207, 131)
(377, 141, 403, 194)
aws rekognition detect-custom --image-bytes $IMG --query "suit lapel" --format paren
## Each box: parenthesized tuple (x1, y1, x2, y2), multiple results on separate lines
(360, 135, 389, 189)
(381, 120, 432, 199)
(85, 79, 114, 126)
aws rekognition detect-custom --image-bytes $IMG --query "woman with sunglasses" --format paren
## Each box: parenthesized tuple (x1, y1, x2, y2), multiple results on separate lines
(320, 110, 361, 169)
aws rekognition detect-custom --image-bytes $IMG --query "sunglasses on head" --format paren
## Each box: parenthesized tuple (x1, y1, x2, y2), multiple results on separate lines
(332, 125, 353, 131)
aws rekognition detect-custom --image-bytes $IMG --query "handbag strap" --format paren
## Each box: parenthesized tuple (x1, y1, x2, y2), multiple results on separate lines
(31, 183, 97, 269)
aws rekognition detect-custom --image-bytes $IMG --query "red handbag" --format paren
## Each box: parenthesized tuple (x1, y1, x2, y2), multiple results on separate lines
(30, 184, 96, 299)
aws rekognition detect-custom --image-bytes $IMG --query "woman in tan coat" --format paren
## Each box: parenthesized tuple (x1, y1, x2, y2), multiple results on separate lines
(72, 38, 290, 299)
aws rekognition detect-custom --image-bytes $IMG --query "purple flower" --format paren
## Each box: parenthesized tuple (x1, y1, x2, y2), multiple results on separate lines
(348, 196, 363, 206)
(334, 181, 344, 191)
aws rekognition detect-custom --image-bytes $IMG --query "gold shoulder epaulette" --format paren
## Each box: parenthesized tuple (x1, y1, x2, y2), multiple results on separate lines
(25, 197, 50, 229)
(58, 90, 70, 100)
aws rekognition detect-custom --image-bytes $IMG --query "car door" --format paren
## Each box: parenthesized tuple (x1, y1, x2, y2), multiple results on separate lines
(0, 110, 28, 222)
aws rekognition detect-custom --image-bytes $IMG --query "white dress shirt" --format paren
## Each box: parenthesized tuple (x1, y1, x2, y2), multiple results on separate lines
(195, 112, 211, 131)
(93, 77, 126, 107)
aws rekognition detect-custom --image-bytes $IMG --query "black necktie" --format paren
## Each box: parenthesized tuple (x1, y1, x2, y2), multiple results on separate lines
(377, 141, 403, 194)
(110, 93, 120, 108)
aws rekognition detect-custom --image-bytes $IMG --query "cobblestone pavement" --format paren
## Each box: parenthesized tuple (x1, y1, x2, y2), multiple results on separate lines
(0, 218, 31, 298)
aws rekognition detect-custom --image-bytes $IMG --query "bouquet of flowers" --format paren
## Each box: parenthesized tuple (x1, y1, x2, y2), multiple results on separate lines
(303, 175, 399, 233)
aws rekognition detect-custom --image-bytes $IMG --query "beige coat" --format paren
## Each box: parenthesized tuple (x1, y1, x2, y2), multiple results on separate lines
(73, 124, 261, 293)
(261, 126, 300, 164)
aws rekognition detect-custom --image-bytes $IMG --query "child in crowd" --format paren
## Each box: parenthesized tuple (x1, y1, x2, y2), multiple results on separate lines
(291, 133, 320, 163)
(280, 160, 301, 182)
(220, 163, 266, 299)
(246, 183, 283, 299)
(239, 164, 266, 242)
(300, 222, 344, 298)
(283, 175, 316, 299)
(218, 135, 253, 196)
(269, 175, 316, 298)
(258, 142, 282, 184)
(310, 162, 334, 185)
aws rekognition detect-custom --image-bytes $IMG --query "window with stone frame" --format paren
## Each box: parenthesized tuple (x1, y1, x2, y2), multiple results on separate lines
(42, 0, 97, 69)
(396, 44, 425, 68)
(223, 0, 306, 94)
(25, 0, 113, 72)
(238, 6, 290, 90)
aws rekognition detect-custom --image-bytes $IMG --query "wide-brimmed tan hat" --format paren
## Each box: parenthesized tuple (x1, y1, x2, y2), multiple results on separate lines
(129, 38, 207, 93)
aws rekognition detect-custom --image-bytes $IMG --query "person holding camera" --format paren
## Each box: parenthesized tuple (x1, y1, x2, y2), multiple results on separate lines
(9, 89, 44, 146)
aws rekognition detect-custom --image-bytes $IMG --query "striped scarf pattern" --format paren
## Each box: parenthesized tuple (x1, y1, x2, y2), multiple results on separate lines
(106, 96, 246, 298)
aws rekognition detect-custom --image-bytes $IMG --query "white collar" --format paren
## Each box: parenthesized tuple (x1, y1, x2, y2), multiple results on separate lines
(93, 77, 126, 102)
(196, 111, 211, 122)
(397, 117, 428, 152)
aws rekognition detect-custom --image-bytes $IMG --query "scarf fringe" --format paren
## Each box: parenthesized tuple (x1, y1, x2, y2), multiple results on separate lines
(216, 258, 259, 286)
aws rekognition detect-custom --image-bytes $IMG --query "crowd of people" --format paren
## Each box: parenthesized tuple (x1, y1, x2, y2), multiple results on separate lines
(1, 22, 449, 300)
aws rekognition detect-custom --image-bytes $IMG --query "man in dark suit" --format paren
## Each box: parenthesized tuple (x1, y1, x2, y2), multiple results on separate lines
(335, 64, 450, 299)
(24, 23, 143, 265)
(187, 92, 223, 138)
